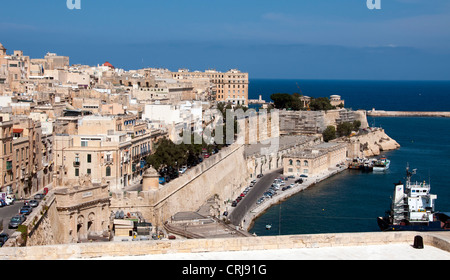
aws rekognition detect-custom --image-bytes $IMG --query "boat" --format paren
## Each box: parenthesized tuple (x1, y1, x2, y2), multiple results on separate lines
(363, 158, 376, 172)
(377, 166, 450, 231)
(348, 158, 364, 170)
(373, 157, 390, 172)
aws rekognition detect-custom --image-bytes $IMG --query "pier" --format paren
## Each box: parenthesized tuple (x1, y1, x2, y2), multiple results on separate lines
(367, 109, 450, 118)
(248, 95, 267, 105)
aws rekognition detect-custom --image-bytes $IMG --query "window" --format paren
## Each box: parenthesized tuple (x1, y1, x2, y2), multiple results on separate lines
(106, 166, 111, 177)
(87, 169, 91, 175)
(289, 159, 293, 165)
(304, 160, 309, 167)
(87, 154, 91, 163)
(81, 140, 88, 147)
(75, 168, 79, 177)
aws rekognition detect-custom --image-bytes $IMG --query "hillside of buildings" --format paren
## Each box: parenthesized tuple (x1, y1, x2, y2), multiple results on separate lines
(0, 42, 400, 248)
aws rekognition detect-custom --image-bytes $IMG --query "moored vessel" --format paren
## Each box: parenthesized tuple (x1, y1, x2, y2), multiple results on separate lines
(373, 156, 390, 172)
(377, 167, 450, 231)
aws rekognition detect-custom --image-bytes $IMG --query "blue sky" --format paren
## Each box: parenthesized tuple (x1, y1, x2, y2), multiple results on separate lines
(1, 0, 450, 80)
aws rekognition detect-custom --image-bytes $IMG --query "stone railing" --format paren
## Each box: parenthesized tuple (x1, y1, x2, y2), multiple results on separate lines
(1, 231, 449, 260)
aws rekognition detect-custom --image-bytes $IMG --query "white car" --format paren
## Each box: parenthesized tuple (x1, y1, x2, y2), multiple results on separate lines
(5, 195, 14, 205)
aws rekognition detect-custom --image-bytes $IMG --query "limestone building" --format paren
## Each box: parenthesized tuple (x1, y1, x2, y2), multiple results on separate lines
(54, 114, 152, 192)
(172, 69, 249, 106)
(283, 142, 347, 177)
(53, 181, 111, 243)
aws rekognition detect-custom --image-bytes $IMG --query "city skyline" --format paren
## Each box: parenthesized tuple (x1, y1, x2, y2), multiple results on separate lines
(1, 0, 450, 80)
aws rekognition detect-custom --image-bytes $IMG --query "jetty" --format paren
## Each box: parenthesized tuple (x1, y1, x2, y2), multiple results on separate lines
(248, 95, 267, 105)
(367, 109, 450, 118)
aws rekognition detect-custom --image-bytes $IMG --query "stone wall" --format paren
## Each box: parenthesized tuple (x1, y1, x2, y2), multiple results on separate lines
(110, 144, 249, 228)
(280, 109, 369, 135)
(345, 128, 400, 158)
(1, 231, 449, 259)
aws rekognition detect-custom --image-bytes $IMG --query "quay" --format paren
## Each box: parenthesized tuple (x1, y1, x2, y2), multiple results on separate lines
(236, 165, 348, 233)
(367, 109, 450, 118)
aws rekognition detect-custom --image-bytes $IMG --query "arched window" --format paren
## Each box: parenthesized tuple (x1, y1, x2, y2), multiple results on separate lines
(296, 160, 301, 166)
(304, 160, 309, 167)
(106, 166, 111, 177)
(289, 159, 293, 165)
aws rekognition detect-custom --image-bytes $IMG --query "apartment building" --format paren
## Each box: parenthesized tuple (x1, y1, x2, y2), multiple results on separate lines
(171, 69, 249, 106)
(54, 114, 152, 192)
(0, 114, 13, 194)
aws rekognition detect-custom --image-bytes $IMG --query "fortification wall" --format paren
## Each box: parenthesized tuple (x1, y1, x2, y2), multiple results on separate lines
(345, 128, 400, 158)
(110, 144, 250, 227)
(1, 231, 449, 260)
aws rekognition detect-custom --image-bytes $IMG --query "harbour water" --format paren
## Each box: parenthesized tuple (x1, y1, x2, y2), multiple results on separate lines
(248, 79, 450, 236)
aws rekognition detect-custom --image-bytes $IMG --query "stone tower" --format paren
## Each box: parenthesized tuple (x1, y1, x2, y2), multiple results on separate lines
(142, 167, 160, 191)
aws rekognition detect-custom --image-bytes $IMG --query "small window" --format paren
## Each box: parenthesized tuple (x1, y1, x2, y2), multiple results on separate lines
(106, 166, 111, 177)
(75, 168, 79, 177)
(87, 154, 91, 163)
(87, 168, 91, 175)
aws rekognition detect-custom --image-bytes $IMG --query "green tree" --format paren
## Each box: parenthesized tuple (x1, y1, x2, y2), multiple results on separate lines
(322, 126, 337, 142)
(336, 122, 354, 137)
(353, 120, 361, 131)
(309, 97, 335, 111)
(270, 93, 293, 109)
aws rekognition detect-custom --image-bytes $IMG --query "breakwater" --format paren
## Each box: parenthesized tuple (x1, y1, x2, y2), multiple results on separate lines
(367, 110, 450, 118)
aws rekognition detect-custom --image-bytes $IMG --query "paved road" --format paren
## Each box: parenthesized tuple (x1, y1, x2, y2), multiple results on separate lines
(228, 168, 283, 226)
(0, 201, 25, 236)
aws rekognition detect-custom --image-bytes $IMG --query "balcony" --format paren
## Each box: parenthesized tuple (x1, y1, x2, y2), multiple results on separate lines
(73, 161, 80, 167)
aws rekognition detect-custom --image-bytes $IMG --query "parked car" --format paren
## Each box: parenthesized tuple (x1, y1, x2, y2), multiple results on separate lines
(178, 166, 187, 174)
(5, 195, 14, 205)
(159, 177, 166, 184)
(231, 201, 237, 207)
(0, 233, 9, 247)
(0, 199, 6, 207)
(257, 174, 263, 178)
(20, 205, 32, 215)
(295, 178, 304, 184)
(29, 200, 39, 207)
(9, 215, 26, 229)
(300, 174, 308, 178)
(34, 193, 45, 200)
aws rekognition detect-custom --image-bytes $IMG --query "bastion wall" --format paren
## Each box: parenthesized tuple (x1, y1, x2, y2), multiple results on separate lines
(110, 144, 250, 228)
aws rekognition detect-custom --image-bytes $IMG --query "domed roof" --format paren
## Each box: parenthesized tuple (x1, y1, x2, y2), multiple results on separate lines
(103, 61, 114, 68)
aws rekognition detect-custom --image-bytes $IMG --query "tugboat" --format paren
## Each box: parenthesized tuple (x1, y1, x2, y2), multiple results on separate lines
(377, 167, 450, 231)
(373, 156, 390, 172)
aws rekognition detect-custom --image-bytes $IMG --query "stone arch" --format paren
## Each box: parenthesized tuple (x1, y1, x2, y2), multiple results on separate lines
(77, 215, 85, 241)
(88, 212, 95, 232)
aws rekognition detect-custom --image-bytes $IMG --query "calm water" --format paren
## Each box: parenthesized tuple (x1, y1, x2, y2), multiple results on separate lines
(248, 79, 450, 235)
(249, 79, 450, 111)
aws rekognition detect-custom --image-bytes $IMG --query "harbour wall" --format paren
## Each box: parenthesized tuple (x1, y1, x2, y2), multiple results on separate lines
(367, 110, 450, 118)
(0, 231, 449, 259)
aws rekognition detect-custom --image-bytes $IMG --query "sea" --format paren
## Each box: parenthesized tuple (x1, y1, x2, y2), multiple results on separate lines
(247, 79, 450, 236)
